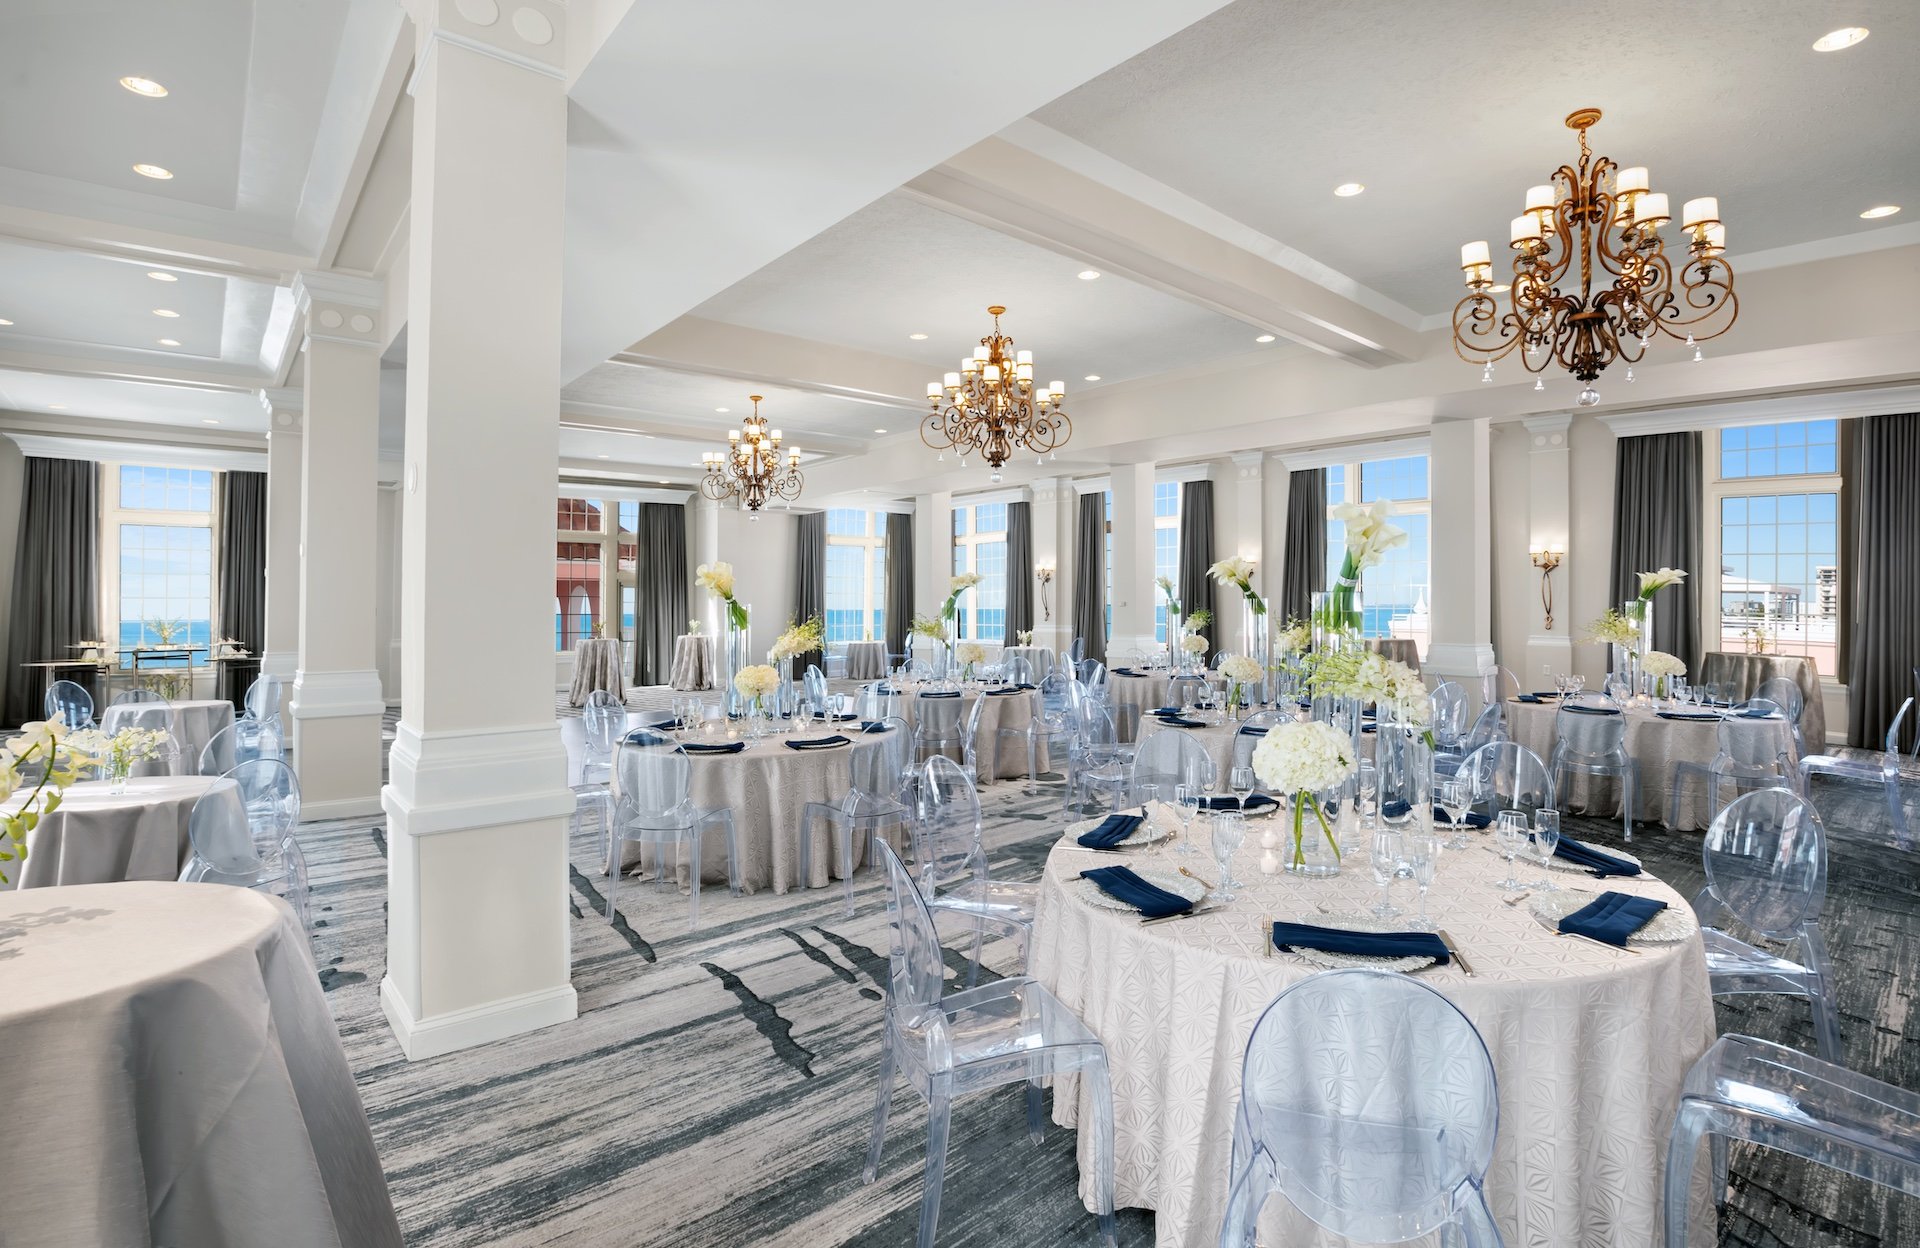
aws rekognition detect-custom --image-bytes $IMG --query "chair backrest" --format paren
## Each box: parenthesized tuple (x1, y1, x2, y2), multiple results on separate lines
(1460, 741, 1555, 817)
(612, 739, 695, 829)
(913, 754, 983, 890)
(187, 777, 264, 876)
(243, 674, 284, 723)
(961, 693, 988, 766)
(1428, 681, 1467, 745)
(859, 682, 900, 721)
(1884, 697, 1915, 760)
(1553, 703, 1627, 759)
(877, 840, 947, 1018)
(584, 688, 622, 713)
(1233, 710, 1289, 770)
(44, 680, 94, 730)
(1754, 676, 1805, 722)
(1716, 709, 1796, 773)
(1230, 968, 1499, 1242)
(803, 664, 830, 711)
(581, 702, 624, 762)
(1036, 670, 1072, 720)
(110, 688, 169, 708)
(1702, 788, 1828, 940)
(1130, 729, 1215, 796)
(1003, 655, 1035, 686)
(850, 716, 913, 806)
(1460, 703, 1509, 756)
(1481, 665, 1521, 707)
(1067, 636, 1086, 664)
(230, 757, 301, 843)
(1167, 674, 1209, 708)
(199, 718, 285, 776)
(1074, 699, 1121, 762)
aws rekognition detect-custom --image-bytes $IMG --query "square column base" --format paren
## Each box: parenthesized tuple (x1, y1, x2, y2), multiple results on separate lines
(291, 668, 387, 818)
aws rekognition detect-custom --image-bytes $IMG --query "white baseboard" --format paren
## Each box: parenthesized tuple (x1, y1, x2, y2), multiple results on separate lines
(381, 976, 577, 1061)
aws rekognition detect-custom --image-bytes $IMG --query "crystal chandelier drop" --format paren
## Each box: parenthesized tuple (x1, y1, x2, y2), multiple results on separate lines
(922, 305, 1071, 482)
(1451, 108, 1738, 407)
(699, 396, 802, 516)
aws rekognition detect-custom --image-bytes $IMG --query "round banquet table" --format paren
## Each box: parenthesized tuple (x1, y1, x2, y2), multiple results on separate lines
(0, 883, 403, 1247)
(1104, 668, 1220, 741)
(568, 636, 627, 706)
(2, 774, 218, 888)
(868, 682, 1046, 781)
(103, 697, 235, 773)
(1031, 818, 1716, 1248)
(843, 640, 888, 680)
(670, 634, 717, 690)
(1003, 644, 1056, 678)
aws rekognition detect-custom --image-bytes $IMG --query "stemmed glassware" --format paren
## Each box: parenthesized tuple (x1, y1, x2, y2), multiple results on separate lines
(1494, 811, 1530, 892)
(1436, 777, 1473, 850)
(1357, 761, 1379, 829)
(1531, 809, 1562, 889)
(1406, 832, 1438, 929)
(1210, 812, 1245, 902)
(1369, 828, 1402, 918)
(1229, 766, 1256, 815)
(794, 700, 815, 735)
(1173, 783, 1200, 856)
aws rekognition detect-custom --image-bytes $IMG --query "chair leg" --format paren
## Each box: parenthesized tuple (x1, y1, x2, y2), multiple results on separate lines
(1886, 774, 1911, 851)
(862, 1021, 895, 1184)
(688, 828, 703, 932)
(1802, 928, 1843, 1061)
(917, 1079, 953, 1248)
(838, 817, 855, 918)
(966, 917, 985, 989)
(605, 843, 621, 921)
(1623, 761, 1635, 841)
(1083, 1051, 1118, 1248)
(1663, 1106, 1706, 1248)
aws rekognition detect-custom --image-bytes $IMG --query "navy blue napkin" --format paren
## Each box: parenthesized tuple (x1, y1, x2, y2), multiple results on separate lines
(1533, 691, 1563, 699)
(1361, 723, 1378, 734)
(1111, 668, 1146, 678)
(1552, 834, 1642, 877)
(623, 729, 674, 747)
(1657, 710, 1721, 721)
(784, 734, 851, 751)
(1156, 715, 1207, 728)
(1559, 891, 1667, 946)
(858, 721, 891, 733)
(1200, 794, 1279, 812)
(1515, 694, 1544, 703)
(985, 687, 1023, 696)
(1566, 705, 1622, 716)
(682, 740, 746, 754)
(1238, 725, 1270, 738)
(1270, 921, 1451, 964)
(1077, 813, 1142, 849)
(1078, 865, 1193, 917)
(1015, 682, 1038, 690)
(1739, 707, 1780, 719)
(919, 690, 961, 699)
(824, 712, 858, 722)
(1150, 706, 1181, 716)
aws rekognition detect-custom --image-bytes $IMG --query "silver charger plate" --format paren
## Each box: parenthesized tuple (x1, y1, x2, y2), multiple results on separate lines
(1074, 867, 1207, 914)
(1066, 807, 1175, 849)
(1549, 844, 1643, 875)
(1527, 890, 1696, 944)
(1272, 910, 1438, 974)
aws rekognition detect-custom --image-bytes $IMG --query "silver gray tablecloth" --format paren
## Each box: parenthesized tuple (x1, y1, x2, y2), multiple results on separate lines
(102, 698, 234, 774)
(843, 641, 887, 680)
(1366, 637, 1422, 671)
(2, 775, 215, 889)
(1506, 699, 1753, 831)
(1003, 645, 1055, 678)
(0, 883, 402, 1247)
(877, 683, 1043, 779)
(1697, 652, 1827, 746)
(670, 635, 716, 691)
(568, 637, 627, 707)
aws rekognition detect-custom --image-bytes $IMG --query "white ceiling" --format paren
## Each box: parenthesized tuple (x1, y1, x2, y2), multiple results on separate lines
(1033, 0, 1920, 317)
(0, 368, 264, 428)
(563, 363, 903, 450)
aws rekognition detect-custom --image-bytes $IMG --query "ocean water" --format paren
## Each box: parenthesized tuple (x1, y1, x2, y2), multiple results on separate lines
(117, 619, 213, 666)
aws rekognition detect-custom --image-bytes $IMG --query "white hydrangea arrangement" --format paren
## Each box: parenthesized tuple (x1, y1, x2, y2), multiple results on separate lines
(1641, 651, 1686, 679)
(733, 663, 780, 709)
(955, 641, 987, 673)
(1251, 720, 1357, 873)
(1180, 632, 1209, 655)
(1219, 654, 1262, 684)
(696, 561, 749, 631)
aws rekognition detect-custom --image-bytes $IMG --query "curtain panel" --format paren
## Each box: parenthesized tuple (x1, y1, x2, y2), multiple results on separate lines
(884, 513, 913, 660)
(4, 458, 100, 726)
(791, 511, 827, 676)
(1609, 431, 1703, 672)
(1004, 501, 1034, 639)
(1073, 490, 1107, 665)
(1279, 467, 1325, 623)
(216, 471, 267, 657)
(1176, 479, 1217, 635)
(633, 502, 689, 687)
(1845, 412, 1920, 749)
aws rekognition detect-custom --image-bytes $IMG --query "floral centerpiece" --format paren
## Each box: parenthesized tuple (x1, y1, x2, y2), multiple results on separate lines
(938, 573, 982, 640)
(1581, 608, 1637, 647)
(1274, 618, 1310, 654)
(1623, 567, 1687, 660)
(955, 641, 986, 679)
(1642, 650, 1686, 696)
(733, 664, 780, 720)
(1318, 500, 1408, 636)
(910, 615, 947, 647)
(1155, 574, 1180, 615)
(1637, 566, 1688, 600)
(1208, 556, 1264, 616)
(146, 617, 187, 648)
(1219, 653, 1262, 713)
(1180, 632, 1209, 657)
(1250, 720, 1357, 875)
(1015, 630, 1034, 646)
(1, 722, 102, 884)
(1186, 608, 1212, 632)
(688, 618, 702, 635)
(67, 726, 170, 794)
(769, 616, 824, 667)
(695, 561, 749, 631)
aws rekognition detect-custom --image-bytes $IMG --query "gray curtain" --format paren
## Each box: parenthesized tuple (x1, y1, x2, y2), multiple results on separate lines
(217, 471, 267, 657)
(1005, 501, 1033, 638)
(633, 502, 688, 687)
(1280, 468, 1325, 622)
(1074, 490, 1107, 664)
(791, 511, 826, 675)
(1845, 413, 1920, 749)
(1609, 432, 1703, 672)
(1177, 479, 1216, 632)
(4, 458, 99, 727)
(884, 512, 913, 659)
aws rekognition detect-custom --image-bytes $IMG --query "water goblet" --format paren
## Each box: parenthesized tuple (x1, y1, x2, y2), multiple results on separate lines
(1494, 811, 1529, 891)
(1566, 674, 1585, 696)
(1369, 828, 1403, 918)
(1406, 832, 1438, 930)
(1173, 782, 1199, 856)
(1229, 765, 1256, 815)
(1357, 761, 1379, 830)
(1210, 812, 1245, 901)
(1531, 809, 1562, 889)
(794, 702, 815, 735)
(1436, 777, 1473, 850)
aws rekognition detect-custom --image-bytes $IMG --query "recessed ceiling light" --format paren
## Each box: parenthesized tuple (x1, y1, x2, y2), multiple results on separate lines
(119, 75, 169, 97)
(132, 163, 173, 180)
(1812, 27, 1869, 52)
(873, 428, 888, 434)
(908, 332, 928, 340)
(157, 338, 180, 346)
(48, 404, 65, 410)
(1255, 334, 1276, 343)
(715, 407, 729, 413)
(1333, 182, 1365, 197)
(1084, 374, 1101, 382)
(147, 271, 177, 282)
(202, 418, 219, 425)
(152, 308, 179, 317)
(1488, 283, 1512, 294)
(597, 454, 610, 459)
(0, 319, 12, 327)
(1077, 270, 1100, 281)
(1860, 204, 1901, 219)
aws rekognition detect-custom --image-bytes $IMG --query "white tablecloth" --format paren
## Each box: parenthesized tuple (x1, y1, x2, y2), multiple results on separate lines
(874, 683, 1043, 780)
(670, 634, 716, 691)
(0, 883, 402, 1246)
(1032, 824, 1715, 1248)
(568, 637, 626, 706)
(2, 775, 217, 889)
(1506, 699, 1762, 831)
(103, 698, 234, 774)
(843, 640, 887, 680)
(1003, 645, 1055, 678)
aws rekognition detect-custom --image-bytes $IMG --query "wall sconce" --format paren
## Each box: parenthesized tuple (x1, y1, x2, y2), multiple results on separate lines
(1529, 544, 1565, 630)
(1035, 565, 1055, 620)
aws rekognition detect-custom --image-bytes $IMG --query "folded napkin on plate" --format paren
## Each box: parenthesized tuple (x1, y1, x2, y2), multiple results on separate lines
(1515, 694, 1544, 703)
(1656, 710, 1721, 721)
(1200, 793, 1279, 812)
(1361, 723, 1378, 734)
(1238, 725, 1270, 738)
(984, 687, 1024, 696)
(858, 721, 891, 733)
(1155, 715, 1207, 728)
(1559, 891, 1667, 946)
(918, 690, 961, 699)
(1077, 813, 1142, 849)
(1738, 707, 1780, 719)
(681, 740, 746, 755)
(1112, 669, 1148, 678)
(624, 730, 675, 747)
(1269, 921, 1451, 964)
(1015, 682, 1038, 690)
(823, 712, 858, 721)
(1149, 705, 1182, 716)
(784, 734, 850, 751)
(1565, 705, 1622, 716)
(1552, 834, 1642, 877)
(1078, 865, 1193, 917)
(1381, 801, 1492, 828)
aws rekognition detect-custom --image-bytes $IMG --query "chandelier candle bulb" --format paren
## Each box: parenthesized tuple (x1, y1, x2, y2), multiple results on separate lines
(943, 372, 959, 389)
(1016, 350, 1032, 366)
(1700, 222, 1726, 257)
(1049, 381, 1065, 399)
(927, 382, 942, 398)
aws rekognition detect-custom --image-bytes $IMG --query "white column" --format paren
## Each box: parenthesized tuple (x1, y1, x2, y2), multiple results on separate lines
(1522, 414, 1575, 690)
(381, 0, 575, 1061)
(1109, 462, 1155, 658)
(913, 489, 952, 618)
(690, 496, 723, 633)
(259, 387, 303, 726)
(289, 273, 386, 817)
(1426, 416, 1497, 687)
(1222, 451, 1268, 654)
(1028, 477, 1066, 655)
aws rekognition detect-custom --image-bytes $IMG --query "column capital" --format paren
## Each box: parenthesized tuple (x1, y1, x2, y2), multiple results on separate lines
(1029, 475, 1062, 503)
(257, 387, 305, 430)
(406, 0, 566, 87)
(1229, 450, 1266, 479)
(292, 271, 385, 348)
(1522, 412, 1575, 445)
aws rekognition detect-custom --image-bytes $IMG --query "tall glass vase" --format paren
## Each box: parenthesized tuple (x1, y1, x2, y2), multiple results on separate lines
(1166, 604, 1183, 672)
(722, 601, 752, 716)
(1242, 597, 1270, 704)
(1311, 584, 1365, 653)
(1377, 721, 1432, 834)
(1622, 598, 1653, 705)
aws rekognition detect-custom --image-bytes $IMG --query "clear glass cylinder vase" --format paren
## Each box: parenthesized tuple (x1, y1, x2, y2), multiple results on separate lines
(1242, 598, 1271, 704)
(1377, 722, 1432, 833)
(1313, 580, 1365, 650)
(1167, 604, 1183, 672)
(722, 601, 752, 716)
(1285, 789, 1342, 876)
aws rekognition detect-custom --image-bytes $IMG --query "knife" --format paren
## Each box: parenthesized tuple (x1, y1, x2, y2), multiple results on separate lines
(1139, 904, 1220, 926)
(1435, 928, 1475, 977)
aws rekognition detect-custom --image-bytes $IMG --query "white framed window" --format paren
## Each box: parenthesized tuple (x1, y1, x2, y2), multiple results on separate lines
(1153, 481, 1180, 643)
(103, 464, 216, 669)
(951, 502, 1007, 641)
(1322, 454, 1431, 655)
(1706, 420, 1841, 676)
(826, 508, 888, 643)
(555, 497, 623, 652)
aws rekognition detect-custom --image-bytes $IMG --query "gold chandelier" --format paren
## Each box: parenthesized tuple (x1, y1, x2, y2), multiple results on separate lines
(1452, 108, 1737, 406)
(699, 396, 802, 515)
(922, 305, 1070, 482)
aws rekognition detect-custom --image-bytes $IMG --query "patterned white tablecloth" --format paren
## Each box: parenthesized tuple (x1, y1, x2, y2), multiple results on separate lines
(670, 635, 717, 691)
(1032, 822, 1716, 1248)
(2, 775, 218, 888)
(568, 637, 626, 706)
(869, 682, 1043, 780)
(843, 640, 887, 680)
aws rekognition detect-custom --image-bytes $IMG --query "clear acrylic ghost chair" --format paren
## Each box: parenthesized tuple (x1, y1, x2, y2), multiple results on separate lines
(1129, 728, 1215, 804)
(180, 761, 303, 920)
(958, 692, 990, 785)
(1481, 665, 1521, 708)
(1166, 673, 1210, 711)
(996, 670, 1074, 794)
(1067, 701, 1130, 814)
(1549, 702, 1638, 839)
(802, 664, 831, 713)
(864, 840, 1117, 1248)
(1437, 704, 1510, 779)
(242, 673, 284, 726)
(824, 648, 849, 680)
(1001, 655, 1035, 686)
(571, 699, 625, 838)
(1691, 788, 1840, 1060)
(1427, 680, 1468, 751)
(1459, 741, 1556, 823)
(606, 740, 739, 931)
(1755, 676, 1810, 754)
(43, 679, 95, 730)
(1066, 636, 1086, 665)
(1232, 709, 1290, 772)
(860, 681, 902, 722)
(100, 702, 184, 776)
(198, 718, 284, 776)
(1220, 968, 1502, 1248)
(280, 832, 312, 933)
(109, 688, 168, 708)
(909, 755, 1037, 986)
(1669, 702, 1802, 829)
(1661, 1033, 1920, 1248)
(1800, 696, 1912, 850)
(801, 715, 913, 916)
(911, 691, 967, 769)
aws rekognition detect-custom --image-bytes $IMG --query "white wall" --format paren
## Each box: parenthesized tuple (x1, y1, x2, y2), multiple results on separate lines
(0, 435, 23, 677)
(376, 482, 403, 701)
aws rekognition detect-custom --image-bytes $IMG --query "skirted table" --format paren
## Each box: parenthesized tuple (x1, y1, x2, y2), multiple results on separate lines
(842, 640, 888, 680)
(101, 698, 234, 775)
(1697, 652, 1827, 746)
(1003, 645, 1056, 678)
(865, 682, 1045, 780)
(568, 636, 626, 706)
(670, 634, 717, 691)
(2, 774, 218, 888)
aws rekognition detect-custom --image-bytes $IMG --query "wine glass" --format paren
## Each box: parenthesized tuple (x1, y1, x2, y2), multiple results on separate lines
(1211, 812, 1245, 902)
(1229, 765, 1256, 814)
(1173, 782, 1199, 856)
(1357, 761, 1379, 830)
(1531, 809, 1562, 889)
(1566, 674, 1585, 697)
(1369, 828, 1402, 918)
(794, 700, 815, 735)
(1494, 811, 1529, 891)
(1406, 832, 1438, 929)
(1436, 777, 1473, 850)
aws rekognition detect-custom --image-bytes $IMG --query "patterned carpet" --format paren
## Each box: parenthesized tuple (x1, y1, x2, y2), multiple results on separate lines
(288, 696, 1920, 1246)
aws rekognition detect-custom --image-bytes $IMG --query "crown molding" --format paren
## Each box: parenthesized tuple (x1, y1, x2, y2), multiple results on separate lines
(1596, 384, 1920, 437)
(1276, 434, 1433, 472)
